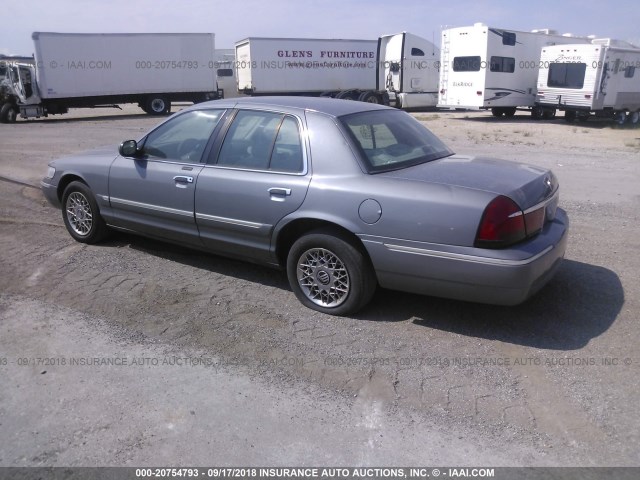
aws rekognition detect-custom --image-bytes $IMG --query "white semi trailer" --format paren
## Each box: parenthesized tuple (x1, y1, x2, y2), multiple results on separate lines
(0, 32, 222, 122)
(536, 39, 640, 125)
(438, 23, 590, 118)
(234, 32, 440, 109)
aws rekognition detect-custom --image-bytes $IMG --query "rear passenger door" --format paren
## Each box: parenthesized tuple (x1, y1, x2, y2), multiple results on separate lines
(194, 109, 311, 262)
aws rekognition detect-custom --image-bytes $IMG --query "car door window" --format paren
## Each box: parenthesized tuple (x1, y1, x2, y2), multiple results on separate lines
(142, 109, 225, 163)
(270, 116, 304, 173)
(217, 111, 304, 173)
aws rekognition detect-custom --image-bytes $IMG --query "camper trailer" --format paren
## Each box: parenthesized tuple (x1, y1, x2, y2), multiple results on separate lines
(536, 39, 640, 124)
(438, 24, 590, 118)
(235, 32, 440, 109)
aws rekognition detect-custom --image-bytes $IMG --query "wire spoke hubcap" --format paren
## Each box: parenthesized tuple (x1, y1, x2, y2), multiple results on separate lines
(297, 248, 350, 308)
(66, 192, 93, 236)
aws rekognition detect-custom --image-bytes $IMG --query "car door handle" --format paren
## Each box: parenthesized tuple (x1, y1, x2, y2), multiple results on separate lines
(268, 187, 291, 196)
(173, 175, 194, 184)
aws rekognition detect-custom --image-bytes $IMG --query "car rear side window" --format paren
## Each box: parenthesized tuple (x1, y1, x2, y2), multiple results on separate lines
(216, 110, 304, 173)
(340, 110, 453, 173)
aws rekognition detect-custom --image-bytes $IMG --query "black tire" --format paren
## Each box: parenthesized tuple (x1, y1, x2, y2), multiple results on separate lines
(542, 108, 556, 120)
(613, 111, 626, 126)
(531, 107, 544, 120)
(145, 96, 171, 115)
(336, 91, 357, 101)
(564, 111, 577, 122)
(503, 107, 517, 118)
(628, 111, 640, 125)
(358, 91, 381, 104)
(286, 229, 377, 316)
(0, 103, 18, 123)
(61, 181, 110, 244)
(491, 108, 504, 118)
(577, 112, 590, 123)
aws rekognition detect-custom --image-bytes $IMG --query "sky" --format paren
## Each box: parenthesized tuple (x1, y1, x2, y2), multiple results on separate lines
(2, 0, 639, 56)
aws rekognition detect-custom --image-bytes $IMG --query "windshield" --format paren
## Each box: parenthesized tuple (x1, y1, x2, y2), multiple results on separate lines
(340, 110, 453, 173)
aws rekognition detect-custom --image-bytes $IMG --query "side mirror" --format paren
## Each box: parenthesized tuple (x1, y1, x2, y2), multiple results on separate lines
(119, 139, 139, 157)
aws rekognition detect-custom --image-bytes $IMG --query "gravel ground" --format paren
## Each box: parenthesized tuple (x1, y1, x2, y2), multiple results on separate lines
(0, 104, 638, 468)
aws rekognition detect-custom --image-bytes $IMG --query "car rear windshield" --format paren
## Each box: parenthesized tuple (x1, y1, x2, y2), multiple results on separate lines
(340, 110, 453, 173)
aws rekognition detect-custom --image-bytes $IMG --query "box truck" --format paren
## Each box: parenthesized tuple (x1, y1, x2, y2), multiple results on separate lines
(536, 39, 640, 124)
(0, 32, 222, 122)
(438, 23, 590, 118)
(234, 32, 440, 109)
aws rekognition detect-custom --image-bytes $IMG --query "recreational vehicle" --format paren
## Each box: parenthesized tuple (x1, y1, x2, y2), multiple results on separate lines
(536, 39, 640, 124)
(438, 23, 589, 118)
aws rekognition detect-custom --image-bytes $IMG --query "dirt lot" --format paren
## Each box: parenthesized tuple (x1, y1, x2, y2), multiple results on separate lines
(0, 104, 639, 468)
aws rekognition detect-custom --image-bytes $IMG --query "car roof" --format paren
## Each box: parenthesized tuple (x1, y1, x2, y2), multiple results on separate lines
(192, 95, 393, 117)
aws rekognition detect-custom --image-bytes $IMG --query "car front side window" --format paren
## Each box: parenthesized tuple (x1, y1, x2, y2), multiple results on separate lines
(142, 109, 225, 163)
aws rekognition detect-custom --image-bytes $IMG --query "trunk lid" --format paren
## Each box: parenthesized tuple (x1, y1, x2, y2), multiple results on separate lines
(380, 154, 558, 211)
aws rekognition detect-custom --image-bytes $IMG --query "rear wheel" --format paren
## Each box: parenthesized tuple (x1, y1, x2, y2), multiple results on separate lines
(491, 108, 504, 118)
(503, 107, 517, 118)
(542, 108, 556, 120)
(564, 111, 577, 122)
(358, 91, 381, 104)
(576, 112, 590, 122)
(61, 181, 109, 244)
(336, 91, 357, 101)
(145, 96, 171, 115)
(531, 106, 544, 120)
(626, 111, 639, 125)
(286, 230, 376, 316)
(613, 111, 626, 126)
(0, 103, 18, 123)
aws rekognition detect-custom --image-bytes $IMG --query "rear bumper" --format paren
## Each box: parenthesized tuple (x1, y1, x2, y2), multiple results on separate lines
(361, 208, 569, 305)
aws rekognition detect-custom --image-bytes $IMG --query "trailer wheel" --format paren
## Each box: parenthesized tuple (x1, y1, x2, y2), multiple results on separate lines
(576, 112, 590, 122)
(626, 111, 639, 125)
(491, 108, 504, 117)
(0, 104, 18, 123)
(542, 108, 556, 120)
(531, 107, 544, 120)
(564, 111, 577, 122)
(613, 111, 626, 126)
(358, 91, 381, 104)
(336, 91, 357, 101)
(145, 96, 171, 115)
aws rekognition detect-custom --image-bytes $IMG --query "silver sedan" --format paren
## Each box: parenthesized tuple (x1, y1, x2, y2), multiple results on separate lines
(41, 97, 568, 315)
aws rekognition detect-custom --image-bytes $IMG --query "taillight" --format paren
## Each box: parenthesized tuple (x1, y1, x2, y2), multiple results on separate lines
(523, 207, 545, 237)
(475, 195, 526, 248)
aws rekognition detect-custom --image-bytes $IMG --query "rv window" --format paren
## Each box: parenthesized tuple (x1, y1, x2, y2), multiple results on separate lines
(502, 32, 516, 46)
(490, 56, 515, 73)
(453, 56, 481, 72)
(624, 66, 636, 78)
(411, 48, 425, 57)
(217, 69, 233, 77)
(547, 63, 587, 89)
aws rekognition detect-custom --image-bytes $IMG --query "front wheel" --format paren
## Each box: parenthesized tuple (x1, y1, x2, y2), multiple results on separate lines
(0, 103, 18, 123)
(286, 230, 376, 316)
(62, 181, 109, 244)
